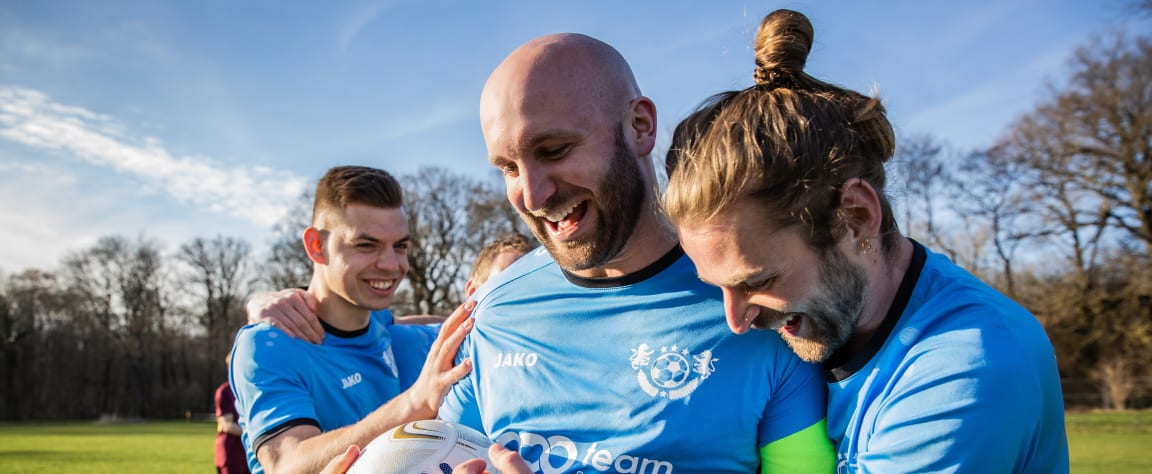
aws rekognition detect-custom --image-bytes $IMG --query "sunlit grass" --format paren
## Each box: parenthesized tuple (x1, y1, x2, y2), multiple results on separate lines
(0, 420, 215, 473)
(0, 411, 1148, 473)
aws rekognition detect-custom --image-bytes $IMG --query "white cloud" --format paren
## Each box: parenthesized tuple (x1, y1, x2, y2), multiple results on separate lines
(339, 1, 390, 52)
(0, 86, 307, 228)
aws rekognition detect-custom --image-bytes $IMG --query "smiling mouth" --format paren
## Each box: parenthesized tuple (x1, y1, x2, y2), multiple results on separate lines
(536, 200, 589, 235)
(752, 312, 802, 332)
(367, 279, 396, 291)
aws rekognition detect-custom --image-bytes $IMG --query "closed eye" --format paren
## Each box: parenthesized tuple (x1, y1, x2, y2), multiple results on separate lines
(744, 277, 775, 293)
(538, 144, 571, 160)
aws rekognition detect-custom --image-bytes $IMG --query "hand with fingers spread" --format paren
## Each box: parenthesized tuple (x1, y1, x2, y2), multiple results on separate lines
(453, 444, 533, 474)
(246, 287, 325, 344)
(397, 300, 477, 418)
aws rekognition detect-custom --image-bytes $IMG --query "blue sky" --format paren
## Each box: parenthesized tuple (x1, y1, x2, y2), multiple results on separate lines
(1, 0, 1148, 273)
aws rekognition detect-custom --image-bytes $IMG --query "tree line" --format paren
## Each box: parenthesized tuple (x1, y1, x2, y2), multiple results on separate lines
(1, 28, 1150, 420)
(0, 167, 521, 420)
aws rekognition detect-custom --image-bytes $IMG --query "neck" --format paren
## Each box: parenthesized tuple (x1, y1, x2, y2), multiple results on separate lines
(568, 208, 680, 279)
(846, 236, 914, 357)
(308, 275, 372, 332)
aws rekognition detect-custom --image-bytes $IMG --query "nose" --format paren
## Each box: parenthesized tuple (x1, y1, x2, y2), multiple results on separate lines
(376, 248, 404, 274)
(721, 287, 756, 334)
(516, 165, 555, 214)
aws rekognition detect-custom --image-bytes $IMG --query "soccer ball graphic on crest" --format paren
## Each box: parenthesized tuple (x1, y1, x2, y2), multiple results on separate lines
(348, 419, 499, 474)
(650, 352, 690, 389)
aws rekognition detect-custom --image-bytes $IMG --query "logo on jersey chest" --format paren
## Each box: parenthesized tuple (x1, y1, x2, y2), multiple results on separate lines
(629, 343, 717, 400)
(492, 351, 539, 368)
(341, 372, 362, 389)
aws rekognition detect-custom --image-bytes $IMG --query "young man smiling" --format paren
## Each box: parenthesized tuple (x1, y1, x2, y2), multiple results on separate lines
(229, 165, 473, 474)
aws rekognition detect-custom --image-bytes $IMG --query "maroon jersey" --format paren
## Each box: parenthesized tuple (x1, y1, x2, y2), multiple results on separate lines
(215, 382, 249, 474)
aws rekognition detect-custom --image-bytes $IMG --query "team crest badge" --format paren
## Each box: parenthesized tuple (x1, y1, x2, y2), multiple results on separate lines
(629, 343, 717, 400)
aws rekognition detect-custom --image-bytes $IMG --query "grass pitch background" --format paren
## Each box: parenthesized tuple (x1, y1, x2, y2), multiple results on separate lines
(0, 410, 1148, 473)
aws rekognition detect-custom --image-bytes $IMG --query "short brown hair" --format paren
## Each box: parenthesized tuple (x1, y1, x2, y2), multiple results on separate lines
(312, 166, 404, 227)
(468, 233, 536, 286)
(664, 9, 897, 252)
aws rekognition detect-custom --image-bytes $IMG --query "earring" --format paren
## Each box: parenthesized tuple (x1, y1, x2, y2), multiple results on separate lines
(860, 238, 874, 255)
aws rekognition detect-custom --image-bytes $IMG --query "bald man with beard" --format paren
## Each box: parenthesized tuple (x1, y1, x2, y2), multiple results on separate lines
(442, 33, 834, 474)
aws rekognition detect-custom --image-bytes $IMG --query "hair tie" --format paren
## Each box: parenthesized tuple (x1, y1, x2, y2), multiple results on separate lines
(754, 67, 790, 90)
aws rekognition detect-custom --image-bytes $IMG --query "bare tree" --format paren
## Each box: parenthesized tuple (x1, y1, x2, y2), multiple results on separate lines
(262, 190, 314, 290)
(894, 134, 948, 248)
(60, 236, 125, 415)
(952, 147, 1051, 298)
(0, 269, 62, 420)
(465, 171, 526, 242)
(1011, 33, 1152, 256)
(178, 235, 254, 392)
(58, 234, 172, 417)
(998, 31, 1152, 408)
(397, 167, 521, 315)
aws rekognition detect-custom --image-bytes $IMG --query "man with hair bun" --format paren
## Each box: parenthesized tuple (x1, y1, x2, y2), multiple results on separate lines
(663, 9, 1069, 473)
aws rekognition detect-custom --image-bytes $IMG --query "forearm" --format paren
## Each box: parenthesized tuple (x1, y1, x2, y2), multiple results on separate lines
(217, 415, 243, 437)
(265, 391, 435, 474)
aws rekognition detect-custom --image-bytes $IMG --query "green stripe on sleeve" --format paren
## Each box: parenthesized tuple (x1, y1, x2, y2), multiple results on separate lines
(759, 418, 836, 473)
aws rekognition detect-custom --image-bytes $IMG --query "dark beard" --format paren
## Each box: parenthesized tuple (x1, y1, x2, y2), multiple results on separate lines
(526, 126, 647, 272)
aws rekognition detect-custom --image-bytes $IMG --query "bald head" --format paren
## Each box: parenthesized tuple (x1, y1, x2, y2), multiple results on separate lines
(477, 33, 667, 277)
(480, 34, 642, 137)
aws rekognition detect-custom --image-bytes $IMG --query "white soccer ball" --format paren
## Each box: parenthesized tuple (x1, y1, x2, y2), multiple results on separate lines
(348, 419, 499, 474)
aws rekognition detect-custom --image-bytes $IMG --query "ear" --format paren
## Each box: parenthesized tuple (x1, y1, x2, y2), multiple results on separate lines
(464, 278, 478, 299)
(626, 96, 658, 157)
(302, 227, 327, 265)
(838, 178, 883, 241)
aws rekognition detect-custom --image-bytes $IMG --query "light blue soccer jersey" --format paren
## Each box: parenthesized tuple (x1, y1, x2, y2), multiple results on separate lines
(440, 246, 830, 474)
(826, 242, 1069, 473)
(230, 309, 435, 474)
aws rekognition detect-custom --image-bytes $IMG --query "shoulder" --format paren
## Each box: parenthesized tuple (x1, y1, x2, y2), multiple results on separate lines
(471, 247, 559, 303)
(389, 321, 439, 345)
(232, 323, 306, 369)
(214, 382, 232, 402)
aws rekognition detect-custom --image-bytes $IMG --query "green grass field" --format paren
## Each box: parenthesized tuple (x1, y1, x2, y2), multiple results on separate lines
(1066, 409, 1152, 472)
(0, 410, 1149, 472)
(0, 420, 215, 473)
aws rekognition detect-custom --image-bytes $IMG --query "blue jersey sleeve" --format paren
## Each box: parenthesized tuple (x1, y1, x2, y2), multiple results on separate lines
(856, 329, 1052, 472)
(758, 343, 828, 447)
(230, 325, 318, 451)
(437, 333, 483, 431)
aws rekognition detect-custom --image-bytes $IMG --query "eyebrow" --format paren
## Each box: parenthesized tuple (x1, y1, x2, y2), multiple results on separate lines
(353, 233, 411, 245)
(489, 129, 584, 166)
(704, 268, 765, 288)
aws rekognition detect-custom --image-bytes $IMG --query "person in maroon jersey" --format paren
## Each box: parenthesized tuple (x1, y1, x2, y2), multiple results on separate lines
(215, 356, 249, 474)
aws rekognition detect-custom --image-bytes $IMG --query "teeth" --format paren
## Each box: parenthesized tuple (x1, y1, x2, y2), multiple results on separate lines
(368, 280, 393, 290)
(774, 314, 801, 330)
(540, 202, 580, 222)
(755, 312, 797, 330)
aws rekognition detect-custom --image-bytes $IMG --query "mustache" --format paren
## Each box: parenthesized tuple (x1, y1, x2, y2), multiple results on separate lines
(525, 192, 580, 218)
